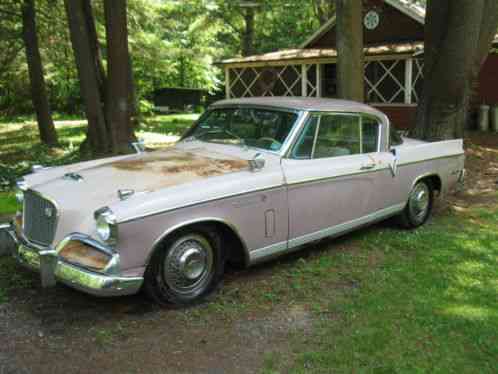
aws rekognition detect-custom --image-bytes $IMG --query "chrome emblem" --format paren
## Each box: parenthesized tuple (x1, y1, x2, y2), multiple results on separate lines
(44, 207, 54, 218)
(63, 172, 83, 182)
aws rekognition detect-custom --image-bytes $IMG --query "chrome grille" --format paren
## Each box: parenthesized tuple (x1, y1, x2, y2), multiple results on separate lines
(23, 190, 58, 246)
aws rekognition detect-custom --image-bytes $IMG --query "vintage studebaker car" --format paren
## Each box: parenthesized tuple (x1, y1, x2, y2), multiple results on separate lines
(1, 97, 465, 305)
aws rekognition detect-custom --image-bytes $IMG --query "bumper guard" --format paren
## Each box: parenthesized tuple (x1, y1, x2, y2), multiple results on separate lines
(0, 222, 143, 297)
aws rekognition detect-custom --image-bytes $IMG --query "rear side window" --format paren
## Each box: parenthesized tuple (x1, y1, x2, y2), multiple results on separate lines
(292, 113, 380, 159)
(362, 116, 380, 153)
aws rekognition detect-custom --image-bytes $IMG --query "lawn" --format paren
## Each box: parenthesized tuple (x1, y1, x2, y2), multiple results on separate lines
(0, 113, 199, 190)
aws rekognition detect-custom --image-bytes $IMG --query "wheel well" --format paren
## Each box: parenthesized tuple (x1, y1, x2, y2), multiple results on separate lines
(149, 220, 249, 268)
(420, 175, 442, 193)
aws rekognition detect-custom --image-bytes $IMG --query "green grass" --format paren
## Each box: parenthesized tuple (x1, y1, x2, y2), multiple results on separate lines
(0, 113, 200, 188)
(0, 192, 17, 216)
(267, 206, 498, 373)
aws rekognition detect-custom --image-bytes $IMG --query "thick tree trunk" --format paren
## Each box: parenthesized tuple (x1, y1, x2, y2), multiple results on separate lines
(242, 7, 255, 56)
(413, 0, 498, 140)
(21, 0, 58, 147)
(64, 0, 110, 155)
(336, 0, 364, 102)
(82, 0, 107, 97)
(104, 0, 135, 154)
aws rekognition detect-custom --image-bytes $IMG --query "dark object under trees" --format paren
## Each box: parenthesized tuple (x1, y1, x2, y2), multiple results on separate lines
(335, 0, 364, 102)
(21, 0, 58, 146)
(413, 0, 498, 141)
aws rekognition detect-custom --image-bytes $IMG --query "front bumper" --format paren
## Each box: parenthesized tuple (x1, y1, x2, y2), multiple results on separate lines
(0, 223, 143, 297)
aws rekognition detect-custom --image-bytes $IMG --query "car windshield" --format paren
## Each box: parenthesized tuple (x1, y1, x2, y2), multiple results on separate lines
(184, 107, 299, 152)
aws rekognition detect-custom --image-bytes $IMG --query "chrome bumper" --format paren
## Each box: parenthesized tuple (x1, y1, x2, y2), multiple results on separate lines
(0, 222, 143, 297)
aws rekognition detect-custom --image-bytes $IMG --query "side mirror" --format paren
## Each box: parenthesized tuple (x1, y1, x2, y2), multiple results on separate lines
(389, 148, 398, 177)
(248, 153, 266, 171)
(132, 139, 145, 154)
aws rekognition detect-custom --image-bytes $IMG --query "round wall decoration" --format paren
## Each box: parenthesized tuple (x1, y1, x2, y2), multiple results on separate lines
(364, 10, 380, 30)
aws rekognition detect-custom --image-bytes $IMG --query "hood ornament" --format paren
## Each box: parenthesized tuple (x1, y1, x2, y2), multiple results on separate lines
(63, 172, 83, 182)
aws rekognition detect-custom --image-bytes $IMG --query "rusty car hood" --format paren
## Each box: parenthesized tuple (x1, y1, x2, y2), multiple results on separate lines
(24, 143, 284, 243)
(29, 147, 251, 203)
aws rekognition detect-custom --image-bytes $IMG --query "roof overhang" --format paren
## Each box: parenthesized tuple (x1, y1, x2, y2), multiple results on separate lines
(220, 43, 424, 68)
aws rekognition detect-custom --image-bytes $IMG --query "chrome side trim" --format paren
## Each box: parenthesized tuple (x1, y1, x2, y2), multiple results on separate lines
(248, 240, 287, 264)
(286, 167, 391, 187)
(398, 153, 464, 167)
(248, 203, 405, 265)
(145, 216, 250, 267)
(119, 184, 284, 224)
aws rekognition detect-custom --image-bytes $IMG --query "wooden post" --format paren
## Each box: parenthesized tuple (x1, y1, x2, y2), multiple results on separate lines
(301, 64, 308, 97)
(225, 67, 230, 99)
(316, 64, 323, 97)
(405, 58, 413, 104)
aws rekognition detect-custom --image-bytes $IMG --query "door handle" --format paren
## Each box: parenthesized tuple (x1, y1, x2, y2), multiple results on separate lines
(360, 163, 376, 170)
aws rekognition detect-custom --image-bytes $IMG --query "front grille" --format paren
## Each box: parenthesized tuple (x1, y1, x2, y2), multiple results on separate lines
(23, 190, 58, 246)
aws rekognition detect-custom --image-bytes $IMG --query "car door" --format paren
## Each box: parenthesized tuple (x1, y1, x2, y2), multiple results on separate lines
(281, 111, 384, 248)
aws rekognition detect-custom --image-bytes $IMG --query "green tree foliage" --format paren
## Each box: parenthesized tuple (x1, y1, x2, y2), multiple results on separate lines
(0, 0, 328, 118)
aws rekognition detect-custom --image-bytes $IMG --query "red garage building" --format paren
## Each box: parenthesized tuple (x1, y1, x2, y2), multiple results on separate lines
(220, 0, 498, 130)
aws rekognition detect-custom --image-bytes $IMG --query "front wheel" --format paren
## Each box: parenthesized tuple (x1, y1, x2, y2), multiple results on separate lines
(397, 179, 434, 229)
(144, 228, 225, 306)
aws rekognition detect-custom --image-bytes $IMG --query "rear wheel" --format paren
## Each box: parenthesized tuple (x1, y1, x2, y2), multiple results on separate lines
(398, 179, 433, 229)
(144, 228, 225, 306)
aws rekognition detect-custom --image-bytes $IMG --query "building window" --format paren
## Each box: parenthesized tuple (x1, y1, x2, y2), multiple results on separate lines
(364, 59, 406, 104)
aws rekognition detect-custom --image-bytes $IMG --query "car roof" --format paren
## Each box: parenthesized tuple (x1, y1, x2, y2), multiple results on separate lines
(210, 97, 387, 119)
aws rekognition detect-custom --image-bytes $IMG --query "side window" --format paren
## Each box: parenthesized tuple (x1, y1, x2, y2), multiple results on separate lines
(361, 116, 380, 153)
(313, 114, 361, 159)
(293, 113, 381, 159)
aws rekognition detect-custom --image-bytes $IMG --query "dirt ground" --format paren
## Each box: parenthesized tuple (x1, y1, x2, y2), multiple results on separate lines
(0, 131, 497, 374)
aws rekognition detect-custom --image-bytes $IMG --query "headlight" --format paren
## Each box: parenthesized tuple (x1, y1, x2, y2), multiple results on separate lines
(15, 178, 27, 206)
(15, 188, 24, 204)
(94, 207, 118, 246)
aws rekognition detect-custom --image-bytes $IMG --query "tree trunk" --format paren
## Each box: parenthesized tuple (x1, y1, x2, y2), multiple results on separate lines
(21, 0, 58, 147)
(64, 0, 110, 155)
(82, 0, 107, 98)
(335, 0, 364, 102)
(242, 7, 255, 56)
(413, 0, 498, 140)
(104, 0, 135, 154)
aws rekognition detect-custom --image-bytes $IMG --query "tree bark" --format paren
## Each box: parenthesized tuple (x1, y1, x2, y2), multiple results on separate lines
(413, 0, 498, 140)
(242, 7, 255, 56)
(104, 0, 135, 154)
(82, 0, 107, 98)
(21, 0, 58, 146)
(64, 0, 109, 155)
(335, 0, 364, 102)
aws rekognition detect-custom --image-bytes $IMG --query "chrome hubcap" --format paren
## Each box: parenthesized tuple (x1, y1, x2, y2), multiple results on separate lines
(164, 235, 213, 295)
(409, 183, 430, 223)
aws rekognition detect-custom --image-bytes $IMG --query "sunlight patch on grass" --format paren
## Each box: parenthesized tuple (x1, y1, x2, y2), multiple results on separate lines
(443, 304, 497, 321)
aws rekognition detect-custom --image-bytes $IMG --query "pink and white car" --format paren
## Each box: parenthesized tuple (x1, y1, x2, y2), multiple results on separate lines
(1, 98, 465, 305)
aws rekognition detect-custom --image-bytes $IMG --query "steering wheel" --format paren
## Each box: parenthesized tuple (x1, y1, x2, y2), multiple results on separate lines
(198, 129, 243, 143)
(256, 137, 282, 150)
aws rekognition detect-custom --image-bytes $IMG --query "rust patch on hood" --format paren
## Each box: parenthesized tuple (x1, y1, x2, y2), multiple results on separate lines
(111, 150, 249, 178)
